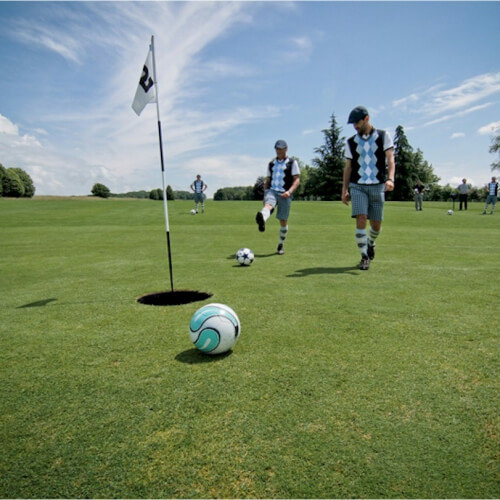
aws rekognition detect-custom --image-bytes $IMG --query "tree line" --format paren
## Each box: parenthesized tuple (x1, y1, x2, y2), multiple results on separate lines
(2, 112, 498, 201)
(213, 114, 499, 202)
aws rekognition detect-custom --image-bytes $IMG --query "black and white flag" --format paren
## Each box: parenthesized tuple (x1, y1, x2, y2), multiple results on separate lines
(132, 44, 157, 116)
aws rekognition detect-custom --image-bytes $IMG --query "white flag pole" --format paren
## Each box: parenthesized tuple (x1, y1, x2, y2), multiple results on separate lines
(150, 35, 174, 292)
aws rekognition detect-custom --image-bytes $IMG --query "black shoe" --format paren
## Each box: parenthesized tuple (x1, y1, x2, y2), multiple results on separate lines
(367, 244, 375, 261)
(358, 254, 370, 270)
(256, 212, 265, 232)
(277, 243, 284, 255)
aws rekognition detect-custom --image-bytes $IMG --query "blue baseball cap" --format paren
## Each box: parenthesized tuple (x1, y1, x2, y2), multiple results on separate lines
(274, 139, 288, 149)
(347, 106, 369, 124)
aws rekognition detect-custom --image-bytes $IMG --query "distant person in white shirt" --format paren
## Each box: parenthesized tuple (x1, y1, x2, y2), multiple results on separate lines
(457, 178, 470, 211)
(255, 140, 300, 255)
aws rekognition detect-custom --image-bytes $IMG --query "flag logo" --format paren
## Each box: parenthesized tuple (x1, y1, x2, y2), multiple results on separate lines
(132, 45, 157, 116)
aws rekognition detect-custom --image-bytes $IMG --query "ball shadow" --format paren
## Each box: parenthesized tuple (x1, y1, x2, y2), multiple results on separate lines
(175, 348, 233, 364)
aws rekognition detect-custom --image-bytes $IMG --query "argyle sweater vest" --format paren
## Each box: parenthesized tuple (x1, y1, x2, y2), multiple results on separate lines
(268, 158, 295, 192)
(347, 129, 388, 184)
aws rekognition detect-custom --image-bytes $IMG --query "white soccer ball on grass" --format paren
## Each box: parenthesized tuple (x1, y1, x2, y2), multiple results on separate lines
(189, 303, 241, 355)
(236, 247, 254, 266)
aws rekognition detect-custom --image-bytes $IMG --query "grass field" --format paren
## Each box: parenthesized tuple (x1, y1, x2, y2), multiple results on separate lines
(0, 197, 498, 498)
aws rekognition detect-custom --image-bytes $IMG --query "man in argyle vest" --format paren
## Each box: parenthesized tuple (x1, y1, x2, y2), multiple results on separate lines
(342, 106, 396, 270)
(255, 139, 300, 255)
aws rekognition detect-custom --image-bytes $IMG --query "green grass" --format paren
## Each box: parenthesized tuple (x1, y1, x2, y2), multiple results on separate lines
(0, 197, 498, 498)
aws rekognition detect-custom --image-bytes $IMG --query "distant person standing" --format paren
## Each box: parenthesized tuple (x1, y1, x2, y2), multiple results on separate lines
(255, 139, 300, 255)
(413, 180, 425, 211)
(342, 106, 395, 271)
(190, 175, 207, 213)
(482, 176, 498, 215)
(457, 178, 470, 210)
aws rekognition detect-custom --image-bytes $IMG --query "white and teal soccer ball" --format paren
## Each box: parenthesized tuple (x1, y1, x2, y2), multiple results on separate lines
(189, 303, 241, 355)
(447, 209, 453, 215)
(190, 209, 196, 215)
(236, 247, 254, 266)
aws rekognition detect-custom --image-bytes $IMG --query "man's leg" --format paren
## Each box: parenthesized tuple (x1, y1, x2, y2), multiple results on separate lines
(367, 220, 381, 260)
(277, 219, 288, 254)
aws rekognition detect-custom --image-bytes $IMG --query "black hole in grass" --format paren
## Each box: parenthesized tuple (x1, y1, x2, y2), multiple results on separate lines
(137, 290, 212, 306)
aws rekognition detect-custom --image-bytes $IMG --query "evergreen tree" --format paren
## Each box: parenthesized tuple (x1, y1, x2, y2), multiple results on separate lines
(392, 125, 415, 201)
(311, 113, 345, 200)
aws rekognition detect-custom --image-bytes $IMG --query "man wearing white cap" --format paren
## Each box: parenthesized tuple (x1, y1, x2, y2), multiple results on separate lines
(255, 139, 300, 255)
(342, 106, 395, 270)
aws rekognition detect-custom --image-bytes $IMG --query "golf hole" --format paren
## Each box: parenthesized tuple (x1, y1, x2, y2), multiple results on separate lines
(137, 290, 212, 306)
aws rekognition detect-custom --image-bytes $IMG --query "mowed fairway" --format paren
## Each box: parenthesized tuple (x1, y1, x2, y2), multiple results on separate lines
(0, 197, 498, 498)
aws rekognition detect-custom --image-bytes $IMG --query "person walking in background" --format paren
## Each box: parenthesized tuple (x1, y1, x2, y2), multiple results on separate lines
(342, 106, 395, 271)
(190, 175, 207, 213)
(255, 139, 300, 255)
(413, 180, 425, 211)
(457, 178, 470, 210)
(482, 176, 498, 215)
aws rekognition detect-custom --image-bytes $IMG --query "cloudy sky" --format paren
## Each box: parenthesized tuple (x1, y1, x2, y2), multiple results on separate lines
(0, 1, 499, 197)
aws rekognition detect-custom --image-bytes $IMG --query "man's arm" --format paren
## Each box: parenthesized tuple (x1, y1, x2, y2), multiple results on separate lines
(385, 148, 395, 192)
(342, 159, 352, 205)
(282, 175, 300, 198)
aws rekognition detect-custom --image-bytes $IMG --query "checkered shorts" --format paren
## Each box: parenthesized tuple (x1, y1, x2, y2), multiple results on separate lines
(264, 189, 293, 221)
(349, 183, 385, 221)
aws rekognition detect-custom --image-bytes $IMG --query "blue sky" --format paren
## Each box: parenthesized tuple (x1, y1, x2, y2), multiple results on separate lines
(0, 1, 499, 197)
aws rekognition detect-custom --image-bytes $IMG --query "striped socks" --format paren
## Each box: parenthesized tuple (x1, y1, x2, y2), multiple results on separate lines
(368, 227, 381, 249)
(355, 229, 368, 256)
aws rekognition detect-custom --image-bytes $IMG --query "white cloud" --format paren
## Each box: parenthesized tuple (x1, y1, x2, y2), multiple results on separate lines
(478, 120, 500, 135)
(0, 113, 19, 135)
(392, 73, 500, 129)
(2, 3, 283, 195)
(181, 154, 268, 194)
(428, 72, 500, 116)
(451, 132, 465, 139)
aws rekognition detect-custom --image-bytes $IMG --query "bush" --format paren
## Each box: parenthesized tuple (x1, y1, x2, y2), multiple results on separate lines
(11, 168, 35, 197)
(91, 183, 111, 198)
(3, 169, 25, 197)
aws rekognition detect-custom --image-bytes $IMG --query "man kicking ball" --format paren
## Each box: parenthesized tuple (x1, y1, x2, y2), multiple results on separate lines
(255, 140, 300, 255)
(342, 106, 395, 270)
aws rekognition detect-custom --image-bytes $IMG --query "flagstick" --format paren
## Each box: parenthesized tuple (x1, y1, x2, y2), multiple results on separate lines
(151, 35, 174, 292)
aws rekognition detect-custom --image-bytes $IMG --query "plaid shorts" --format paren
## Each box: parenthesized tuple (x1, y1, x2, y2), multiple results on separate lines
(264, 189, 293, 221)
(349, 183, 385, 221)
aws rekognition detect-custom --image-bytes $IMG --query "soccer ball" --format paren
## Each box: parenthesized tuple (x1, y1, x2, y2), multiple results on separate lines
(189, 303, 241, 355)
(190, 209, 196, 215)
(236, 247, 254, 266)
(447, 209, 453, 215)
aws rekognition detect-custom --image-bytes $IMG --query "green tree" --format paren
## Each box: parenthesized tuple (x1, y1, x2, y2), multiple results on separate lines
(149, 188, 161, 200)
(311, 113, 345, 200)
(3, 168, 25, 197)
(253, 177, 265, 200)
(11, 168, 35, 197)
(392, 125, 415, 201)
(91, 183, 111, 198)
(489, 133, 500, 171)
(0, 163, 6, 196)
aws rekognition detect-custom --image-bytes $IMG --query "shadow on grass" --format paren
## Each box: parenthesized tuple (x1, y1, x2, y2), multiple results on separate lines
(287, 266, 359, 277)
(175, 348, 233, 364)
(18, 298, 58, 308)
(226, 252, 276, 260)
